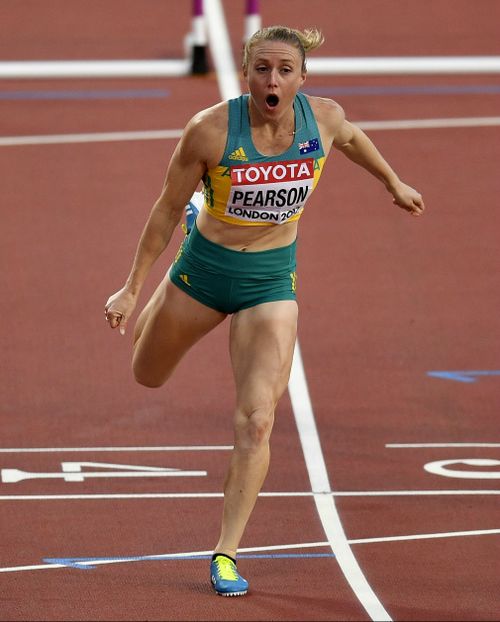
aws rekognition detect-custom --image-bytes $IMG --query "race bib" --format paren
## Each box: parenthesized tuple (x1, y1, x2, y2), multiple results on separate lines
(225, 159, 314, 224)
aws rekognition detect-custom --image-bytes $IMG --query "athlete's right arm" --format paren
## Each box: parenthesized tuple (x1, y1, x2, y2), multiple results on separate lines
(105, 106, 226, 332)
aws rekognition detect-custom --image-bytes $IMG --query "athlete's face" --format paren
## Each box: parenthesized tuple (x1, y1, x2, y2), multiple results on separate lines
(244, 41, 306, 118)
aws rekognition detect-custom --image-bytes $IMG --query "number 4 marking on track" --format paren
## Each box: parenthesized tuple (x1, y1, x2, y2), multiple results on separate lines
(1, 461, 207, 483)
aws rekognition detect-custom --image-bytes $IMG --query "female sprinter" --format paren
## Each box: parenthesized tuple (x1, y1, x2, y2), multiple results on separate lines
(105, 25, 425, 596)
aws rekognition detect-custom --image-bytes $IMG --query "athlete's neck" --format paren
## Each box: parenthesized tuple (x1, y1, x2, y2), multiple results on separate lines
(248, 98, 296, 136)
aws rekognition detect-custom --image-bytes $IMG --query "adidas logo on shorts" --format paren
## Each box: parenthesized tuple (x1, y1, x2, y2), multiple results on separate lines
(228, 147, 248, 161)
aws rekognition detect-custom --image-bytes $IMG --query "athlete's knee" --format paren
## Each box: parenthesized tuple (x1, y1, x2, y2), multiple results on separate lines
(132, 351, 173, 389)
(133, 372, 165, 389)
(234, 403, 275, 450)
(133, 366, 165, 388)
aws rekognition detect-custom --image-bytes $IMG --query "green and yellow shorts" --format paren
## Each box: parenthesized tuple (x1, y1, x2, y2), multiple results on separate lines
(169, 222, 297, 314)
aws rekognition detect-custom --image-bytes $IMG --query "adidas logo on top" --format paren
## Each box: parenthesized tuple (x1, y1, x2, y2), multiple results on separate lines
(228, 147, 248, 161)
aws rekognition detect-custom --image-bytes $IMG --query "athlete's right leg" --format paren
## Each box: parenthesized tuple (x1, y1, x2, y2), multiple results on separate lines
(132, 273, 227, 388)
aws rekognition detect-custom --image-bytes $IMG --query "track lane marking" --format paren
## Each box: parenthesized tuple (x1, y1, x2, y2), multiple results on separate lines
(427, 370, 500, 382)
(290, 342, 392, 621)
(1, 529, 498, 574)
(358, 116, 500, 129)
(0, 445, 233, 453)
(204, 0, 240, 100)
(0, 88, 171, 100)
(0, 129, 184, 146)
(1, 117, 499, 147)
(387, 443, 500, 448)
(349, 528, 500, 544)
(1, 489, 498, 501)
(306, 56, 500, 75)
(0, 59, 190, 79)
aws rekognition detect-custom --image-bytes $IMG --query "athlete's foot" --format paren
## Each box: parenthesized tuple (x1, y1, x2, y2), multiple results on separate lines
(210, 554, 248, 596)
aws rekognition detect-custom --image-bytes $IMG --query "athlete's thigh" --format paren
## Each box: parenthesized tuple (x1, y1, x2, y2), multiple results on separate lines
(133, 274, 227, 386)
(229, 300, 298, 407)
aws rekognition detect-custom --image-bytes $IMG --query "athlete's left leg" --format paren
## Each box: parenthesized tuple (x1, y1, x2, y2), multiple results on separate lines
(214, 300, 298, 559)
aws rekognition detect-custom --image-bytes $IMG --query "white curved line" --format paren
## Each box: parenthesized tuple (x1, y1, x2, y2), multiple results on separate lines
(289, 341, 392, 620)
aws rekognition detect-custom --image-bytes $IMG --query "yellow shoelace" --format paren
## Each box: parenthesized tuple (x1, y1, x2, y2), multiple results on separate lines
(214, 556, 239, 581)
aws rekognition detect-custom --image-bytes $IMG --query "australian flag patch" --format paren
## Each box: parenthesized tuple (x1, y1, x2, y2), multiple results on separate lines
(298, 138, 320, 154)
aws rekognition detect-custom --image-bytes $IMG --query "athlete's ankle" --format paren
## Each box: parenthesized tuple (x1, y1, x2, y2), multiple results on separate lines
(212, 552, 237, 564)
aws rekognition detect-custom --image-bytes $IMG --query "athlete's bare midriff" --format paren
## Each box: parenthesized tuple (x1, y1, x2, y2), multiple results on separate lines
(196, 208, 299, 252)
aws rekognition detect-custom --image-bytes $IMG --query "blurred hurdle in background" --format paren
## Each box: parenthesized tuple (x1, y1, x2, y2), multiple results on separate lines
(0, 0, 498, 80)
(0, 0, 261, 79)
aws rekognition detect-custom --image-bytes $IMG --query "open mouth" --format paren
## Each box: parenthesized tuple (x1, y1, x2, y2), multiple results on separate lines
(266, 94, 280, 108)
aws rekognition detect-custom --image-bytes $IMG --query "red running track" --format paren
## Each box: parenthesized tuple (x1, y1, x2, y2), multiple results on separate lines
(1, 1, 499, 620)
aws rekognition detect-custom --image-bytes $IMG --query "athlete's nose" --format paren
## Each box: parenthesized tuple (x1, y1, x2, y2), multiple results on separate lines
(267, 68, 279, 87)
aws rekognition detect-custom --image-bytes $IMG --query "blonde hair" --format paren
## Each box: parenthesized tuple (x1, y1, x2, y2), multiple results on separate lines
(243, 26, 324, 72)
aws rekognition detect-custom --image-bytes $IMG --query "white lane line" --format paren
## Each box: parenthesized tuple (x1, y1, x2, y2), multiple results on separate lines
(1, 116, 499, 147)
(2, 529, 498, 574)
(349, 528, 500, 545)
(0, 563, 62, 573)
(2, 56, 499, 80)
(289, 341, 391, 621)
(357, 116, 500, 130)
(0, 129, 183, 146)
(307, 56, 500, 75)
(387, 443, 500, 448)
(0, 445, 233, 453)
(0, 59, 190, 79)
(204, 0, 241, 100)
(0, 493, 226, 501)
(0, 489, 498, 501)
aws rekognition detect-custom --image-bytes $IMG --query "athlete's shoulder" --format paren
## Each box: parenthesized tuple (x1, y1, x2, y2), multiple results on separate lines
(303, 94, 345, 131)
(181, 101, 229, 166)
(186, 101, 229, 137)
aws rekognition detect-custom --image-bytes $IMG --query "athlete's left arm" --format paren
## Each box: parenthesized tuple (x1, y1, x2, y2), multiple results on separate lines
(316, 98, 425, 216)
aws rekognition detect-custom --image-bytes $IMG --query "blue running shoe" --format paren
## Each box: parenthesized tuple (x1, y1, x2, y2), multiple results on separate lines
(210, 555, 248, 597)
(184, 191, 203, 234)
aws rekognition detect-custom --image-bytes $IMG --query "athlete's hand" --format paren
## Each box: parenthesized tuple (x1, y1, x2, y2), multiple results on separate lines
(390, 181, 425, 217)
(104, 287, 137, 335)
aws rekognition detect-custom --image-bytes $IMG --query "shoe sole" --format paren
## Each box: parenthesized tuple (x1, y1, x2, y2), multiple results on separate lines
(215, 590, 248, 597)
(211, 578, 247, 596)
